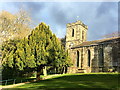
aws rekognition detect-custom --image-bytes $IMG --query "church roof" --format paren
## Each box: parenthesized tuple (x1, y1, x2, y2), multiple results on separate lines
(71, 37, 120, 48)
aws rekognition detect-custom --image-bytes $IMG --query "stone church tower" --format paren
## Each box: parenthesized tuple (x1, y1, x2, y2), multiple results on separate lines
(66, 20, 88, 50)
(65, 20, 120, 73)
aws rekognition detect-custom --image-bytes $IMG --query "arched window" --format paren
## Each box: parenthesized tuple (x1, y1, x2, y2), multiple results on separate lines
(88, 50, 91, 67)
(72, 29, 74, 37)
(112, 46, 118, 66)
(77, 50, 79, 67)
(98, 48, 104, 67)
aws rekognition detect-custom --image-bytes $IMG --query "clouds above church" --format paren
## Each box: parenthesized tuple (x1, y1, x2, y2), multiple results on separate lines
(0, 2, 118, 41)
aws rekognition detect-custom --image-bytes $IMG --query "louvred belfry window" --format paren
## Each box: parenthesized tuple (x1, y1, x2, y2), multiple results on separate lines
(72, 29, 74, 37)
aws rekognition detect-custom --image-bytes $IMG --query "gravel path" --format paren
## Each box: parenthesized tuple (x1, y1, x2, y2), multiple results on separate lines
(0, 82, 30, 89)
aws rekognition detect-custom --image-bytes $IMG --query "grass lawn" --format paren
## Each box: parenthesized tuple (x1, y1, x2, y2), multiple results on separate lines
(1, 77, 36, 86)
(3, 73, 120, 90)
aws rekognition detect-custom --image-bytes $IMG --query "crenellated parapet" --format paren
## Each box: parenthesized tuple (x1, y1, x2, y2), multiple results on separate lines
(67, 20, 88, 30)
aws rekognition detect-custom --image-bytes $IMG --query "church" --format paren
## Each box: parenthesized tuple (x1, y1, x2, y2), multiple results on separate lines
(65, 20, 120, 73)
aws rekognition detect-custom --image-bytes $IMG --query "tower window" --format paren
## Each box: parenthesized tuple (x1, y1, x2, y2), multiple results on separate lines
(77, 50, 79, 67)
(72, 29, 74, 37)
(82, 31, 84, 40)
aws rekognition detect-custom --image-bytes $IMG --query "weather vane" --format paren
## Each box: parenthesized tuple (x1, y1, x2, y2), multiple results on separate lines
(76, 16, 80, 21)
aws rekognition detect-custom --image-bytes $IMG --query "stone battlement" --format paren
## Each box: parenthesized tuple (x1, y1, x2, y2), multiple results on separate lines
(67, 20, 88, 29)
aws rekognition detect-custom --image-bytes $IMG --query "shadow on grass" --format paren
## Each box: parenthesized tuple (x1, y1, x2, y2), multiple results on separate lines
(3, 74, 120, 90)
(2, 78, 36, 86)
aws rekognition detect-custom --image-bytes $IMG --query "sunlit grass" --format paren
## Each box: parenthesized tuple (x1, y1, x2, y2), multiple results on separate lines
(4, 73, 120, 89)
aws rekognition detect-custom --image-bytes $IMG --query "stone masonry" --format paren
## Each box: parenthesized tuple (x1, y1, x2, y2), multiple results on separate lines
(66, 20, 120, 73)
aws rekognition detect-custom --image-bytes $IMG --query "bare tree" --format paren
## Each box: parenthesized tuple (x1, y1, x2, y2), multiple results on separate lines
(0, 9, 32, 43)
(102, 31, 120, 38)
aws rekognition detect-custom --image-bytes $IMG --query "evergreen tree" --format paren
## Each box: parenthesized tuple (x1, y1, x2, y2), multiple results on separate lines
(2, 22, 71, 80)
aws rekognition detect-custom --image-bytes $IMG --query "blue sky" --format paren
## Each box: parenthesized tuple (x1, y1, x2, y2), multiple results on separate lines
(0, 2, 118, 41)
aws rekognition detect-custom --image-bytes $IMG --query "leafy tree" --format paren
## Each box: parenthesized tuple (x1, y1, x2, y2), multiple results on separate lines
(27, 22, 53, 80)
(2, 39, 19, 79)
(0, 9, 32, 72)
(60, 36, 66, 48)
(2, 22, 71, 80)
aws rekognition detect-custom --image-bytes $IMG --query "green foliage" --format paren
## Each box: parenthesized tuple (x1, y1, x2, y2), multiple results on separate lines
(2, 22, 71, 79)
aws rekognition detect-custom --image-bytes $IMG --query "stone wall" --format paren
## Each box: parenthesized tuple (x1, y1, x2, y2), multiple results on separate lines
(67, 67, 78, 73)
(67, 41, 120, 73)
(66, 21, 120, 73)
(66, 21, 88, 50)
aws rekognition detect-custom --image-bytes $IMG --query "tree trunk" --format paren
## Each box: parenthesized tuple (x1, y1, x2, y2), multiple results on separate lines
(36, 67, 42, 81)
(65, 66, 67, 73)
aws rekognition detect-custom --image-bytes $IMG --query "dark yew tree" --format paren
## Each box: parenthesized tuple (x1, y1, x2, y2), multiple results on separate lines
(60, 35, 66, 48)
